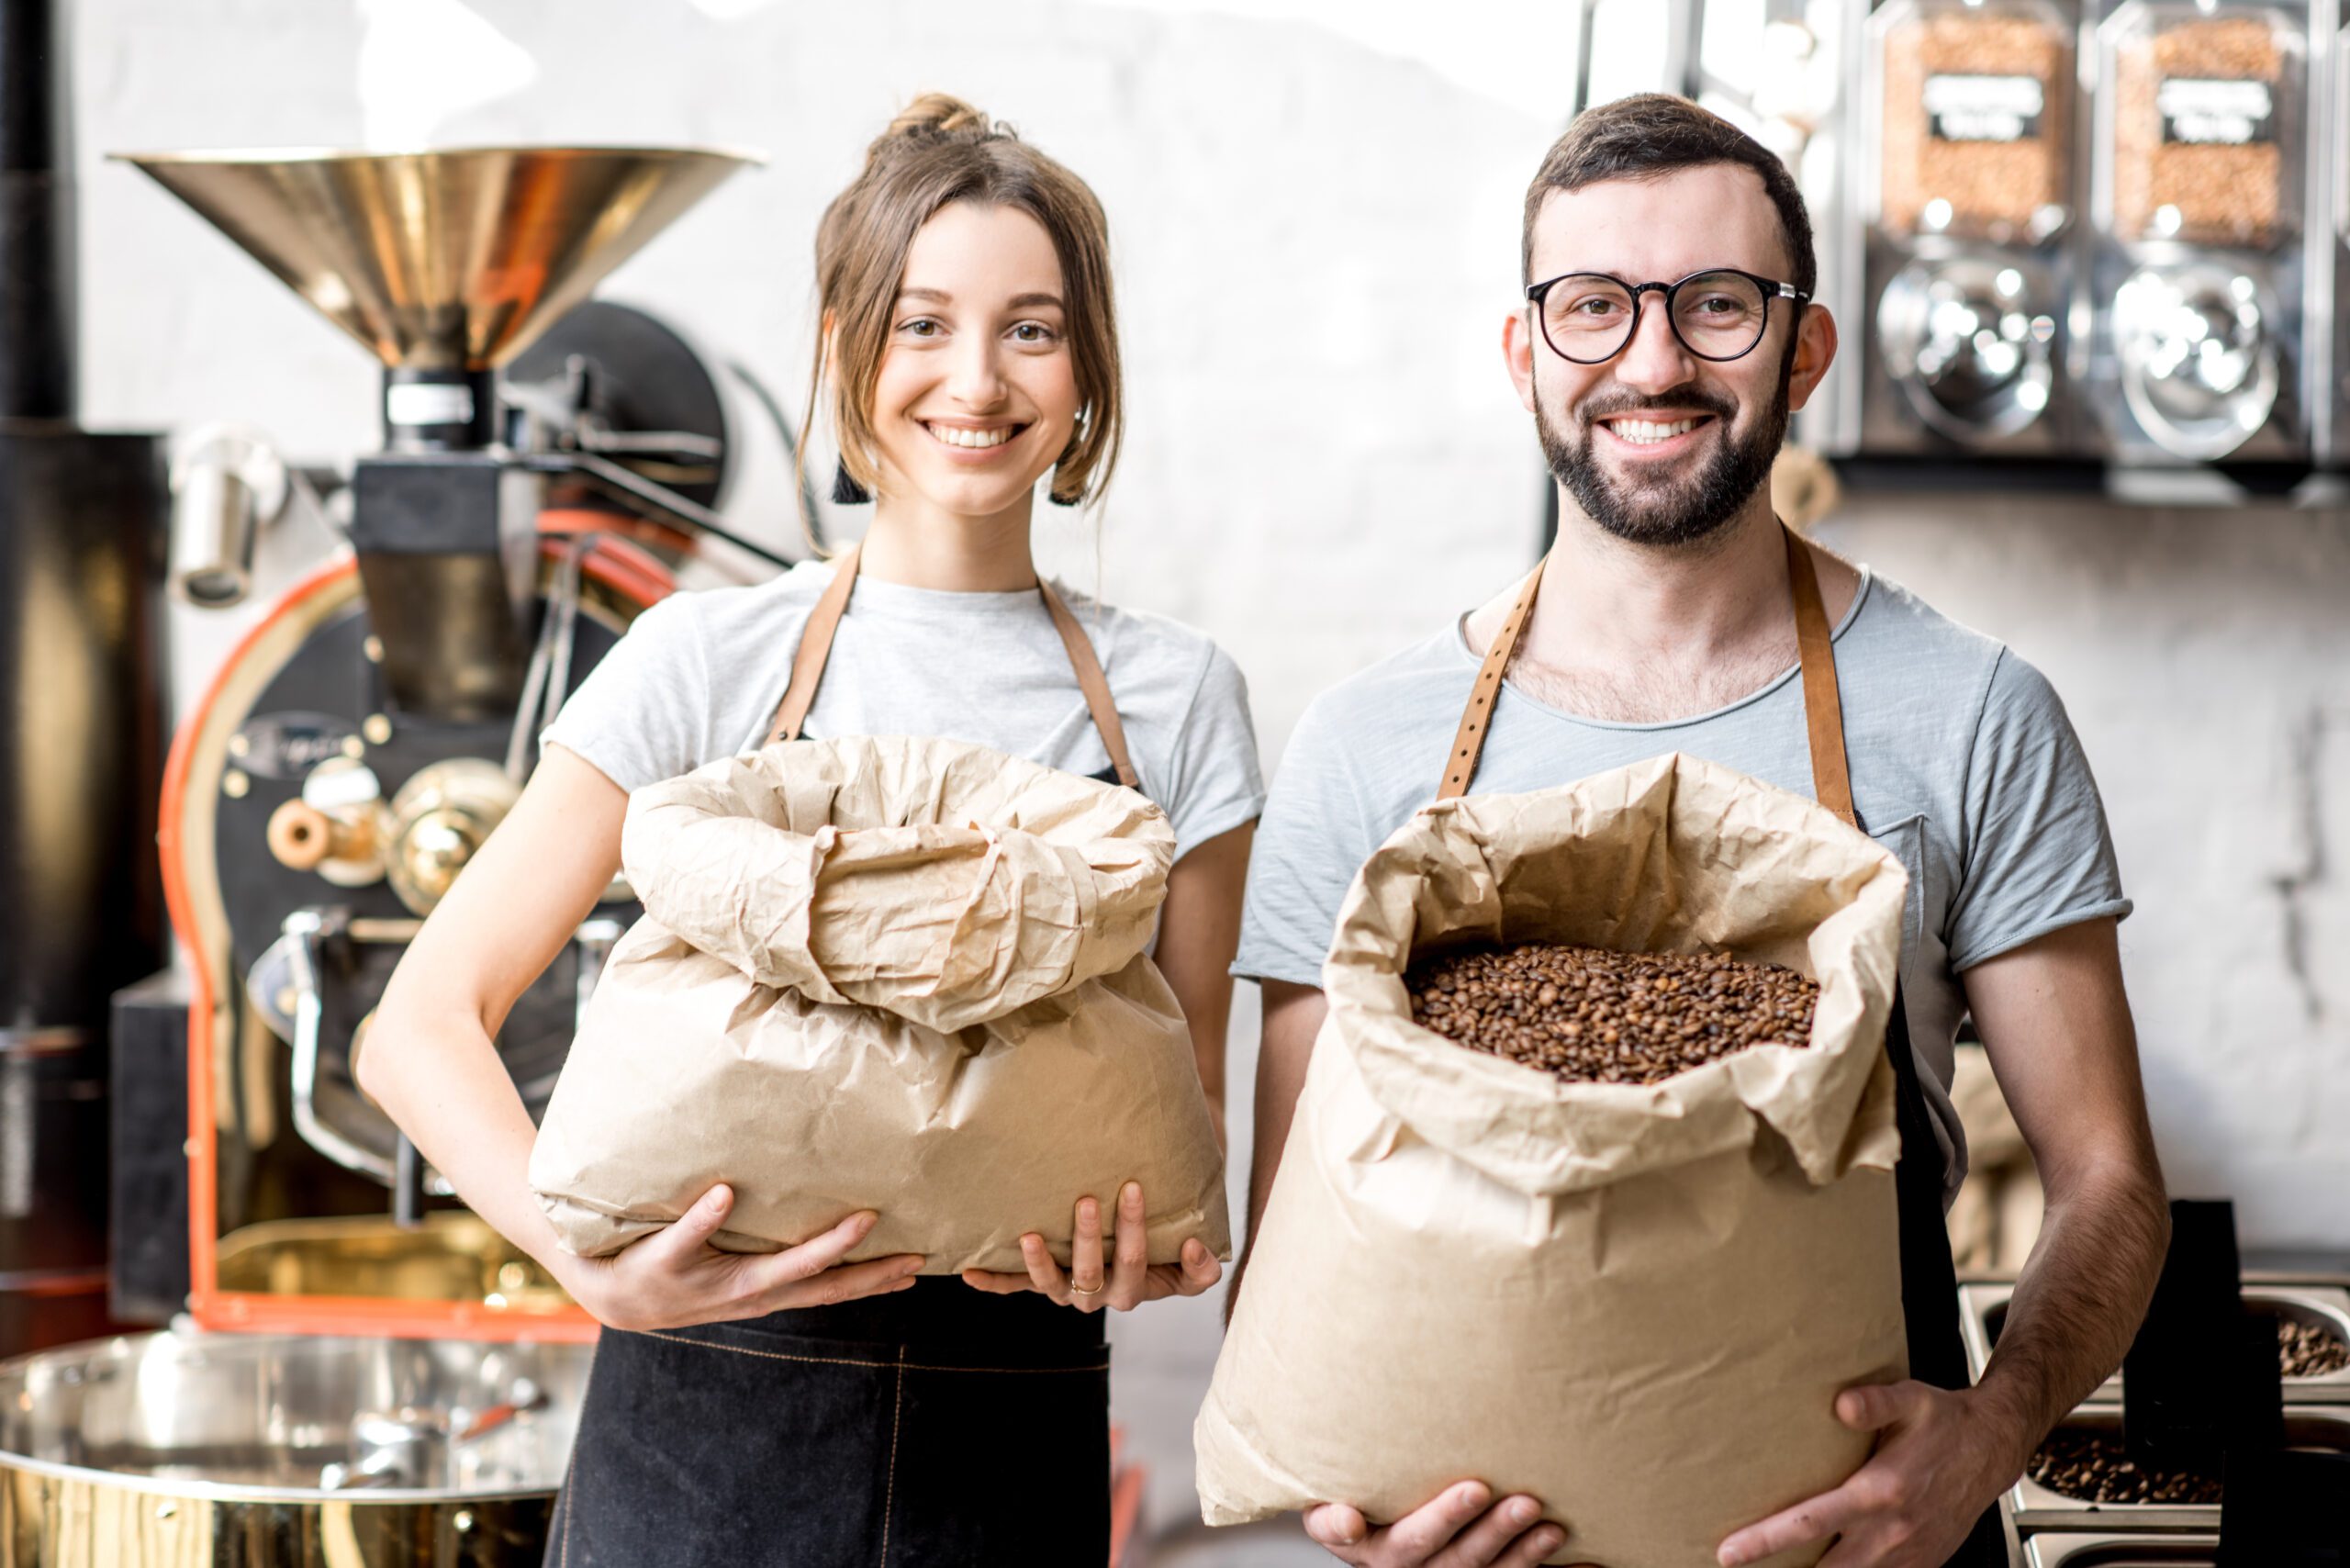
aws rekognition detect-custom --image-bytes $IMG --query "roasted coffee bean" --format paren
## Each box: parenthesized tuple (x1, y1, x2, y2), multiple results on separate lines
(1404, 943, 1818, 1087)
(2028, 1430, 2224, 1506)
(2280, 1316, 2350, 1378)
(1879, 8, 2071, 239)
(2112, 16, 2288, 246)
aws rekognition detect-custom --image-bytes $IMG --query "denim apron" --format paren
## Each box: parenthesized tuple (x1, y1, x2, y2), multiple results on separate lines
(547, 542, 1143, 1566)
(1438, 526, 2003, 1566)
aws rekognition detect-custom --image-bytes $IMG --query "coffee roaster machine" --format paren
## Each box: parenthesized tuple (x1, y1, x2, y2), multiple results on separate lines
(0, 69, 824, 1552)
(1573, 0, 2350, 491)
(105, 142, 798, 1347)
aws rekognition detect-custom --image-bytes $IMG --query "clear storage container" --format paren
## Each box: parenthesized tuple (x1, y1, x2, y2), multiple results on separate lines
(1874, 0, 2075, 241)
(2100, 3, 2306, 247)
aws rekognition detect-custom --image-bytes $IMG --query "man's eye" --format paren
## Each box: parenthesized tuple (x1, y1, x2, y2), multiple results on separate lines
(1570, 297, 1624, 317)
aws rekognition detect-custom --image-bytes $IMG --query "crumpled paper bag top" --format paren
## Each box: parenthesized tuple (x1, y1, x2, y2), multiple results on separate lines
(621, 734, 1176, 1033)
(1326, 751, 1908, 1199)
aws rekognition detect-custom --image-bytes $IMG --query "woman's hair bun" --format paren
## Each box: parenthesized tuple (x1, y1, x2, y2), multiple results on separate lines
(883, 93, 998, 141)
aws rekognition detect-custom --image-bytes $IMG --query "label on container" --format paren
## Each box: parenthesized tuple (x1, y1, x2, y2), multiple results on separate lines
(386, 381, 476, 428)
(1923, 73, 2046, 141)
(2157, 77, 2276, 145)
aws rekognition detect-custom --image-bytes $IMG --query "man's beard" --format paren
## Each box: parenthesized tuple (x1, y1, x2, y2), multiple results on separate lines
(1535, 354, 1794, 548)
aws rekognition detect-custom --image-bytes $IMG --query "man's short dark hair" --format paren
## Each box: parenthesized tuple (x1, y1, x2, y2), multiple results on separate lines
(1522, 94, 1815, 298)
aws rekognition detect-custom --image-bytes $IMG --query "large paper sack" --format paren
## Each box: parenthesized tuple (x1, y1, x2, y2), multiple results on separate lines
(530, 735, 1231, 1274)
(1195, 754, 1908, 1567)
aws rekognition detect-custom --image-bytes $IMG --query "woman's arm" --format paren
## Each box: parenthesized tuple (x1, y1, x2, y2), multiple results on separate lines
(359, 745, 922, 1329)
(1153, 820, 1254, 1146)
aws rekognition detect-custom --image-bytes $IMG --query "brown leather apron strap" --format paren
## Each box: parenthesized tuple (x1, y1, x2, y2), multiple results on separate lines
(762, 543, 1141, 790)
(1038, 578, 1141, 790)
(1435, 523, 1856, 830)
(1785, 525, 1857, 831)
(766, 543, 863, 745)
(1438, 561, 1545, 801)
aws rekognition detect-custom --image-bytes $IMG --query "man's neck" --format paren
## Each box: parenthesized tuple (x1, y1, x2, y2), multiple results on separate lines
(1467, 493, 1858, 725)
(1531, 500, 1791, 666)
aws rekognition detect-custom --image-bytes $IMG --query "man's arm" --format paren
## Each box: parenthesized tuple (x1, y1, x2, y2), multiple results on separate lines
(1964, 916, 2170, 1443)
(1721, 916, 2168, 1567)
(1238, 979, 1327, 1291)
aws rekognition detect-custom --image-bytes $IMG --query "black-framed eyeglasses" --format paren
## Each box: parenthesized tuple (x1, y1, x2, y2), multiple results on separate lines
(1525, 268, 1808, 365)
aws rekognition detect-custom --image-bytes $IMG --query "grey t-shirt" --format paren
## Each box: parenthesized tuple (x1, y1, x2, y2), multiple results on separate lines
(1234, 567, 2130, 1201)
(543, 559, 1266, 861)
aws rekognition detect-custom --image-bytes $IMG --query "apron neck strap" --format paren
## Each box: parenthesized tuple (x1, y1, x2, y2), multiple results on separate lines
(1435, 521, 1857, 831)
(1785, 523, 1856, 829)
(763, 543, 1143, 792)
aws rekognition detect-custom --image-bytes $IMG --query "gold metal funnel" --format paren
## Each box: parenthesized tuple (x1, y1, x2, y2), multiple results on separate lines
(114, 145, 761, 373)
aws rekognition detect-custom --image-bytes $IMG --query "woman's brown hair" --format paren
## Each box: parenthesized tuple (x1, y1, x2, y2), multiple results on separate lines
(800, 93, 1123, 524)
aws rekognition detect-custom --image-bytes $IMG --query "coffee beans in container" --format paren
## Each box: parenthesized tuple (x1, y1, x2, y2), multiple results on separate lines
(2030, 1428, 2225, 1505)
(1405, 943, 1818, 1086)
(1876, 0, 2072, 241)
(2108, 8, 2300, 247)
(2281, 1316, 2350, 1378)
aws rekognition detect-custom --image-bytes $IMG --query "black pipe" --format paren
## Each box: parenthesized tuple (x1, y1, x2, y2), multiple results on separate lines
(0, 0, 73, 420)
(0, 0, 172, 1352)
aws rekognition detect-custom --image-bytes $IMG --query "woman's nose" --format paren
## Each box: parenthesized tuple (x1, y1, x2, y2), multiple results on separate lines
(944, 337, 1009, 407)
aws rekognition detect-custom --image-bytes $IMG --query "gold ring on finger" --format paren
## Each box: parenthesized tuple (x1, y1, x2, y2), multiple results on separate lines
(1069, 1279, 1102, 1298)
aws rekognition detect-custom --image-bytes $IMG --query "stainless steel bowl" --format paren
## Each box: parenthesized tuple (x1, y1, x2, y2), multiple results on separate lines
(0, 1329, 591, 1565)
(2009, 1406, 2350, 1533)
(1877, 254, 2058, 442)
(2022, 1533, 2217, 1567)
(2113, 263, 2281, 461)
(1960, 1282, 2350, 1404)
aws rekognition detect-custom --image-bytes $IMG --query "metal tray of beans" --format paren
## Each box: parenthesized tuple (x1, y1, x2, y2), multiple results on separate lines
(2021, 1533, 2217, 1567)
(2008, 1406, 2350, 1532)
(1961, 1282, 2350, 1403)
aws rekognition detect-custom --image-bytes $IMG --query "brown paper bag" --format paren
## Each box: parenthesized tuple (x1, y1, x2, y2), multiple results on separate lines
(528, 735, 1231, 1274)
(1194, 753, 1908, 1568)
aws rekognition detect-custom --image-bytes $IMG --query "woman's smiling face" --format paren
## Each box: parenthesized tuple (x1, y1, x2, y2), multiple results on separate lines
(867, 199, 1083, 521)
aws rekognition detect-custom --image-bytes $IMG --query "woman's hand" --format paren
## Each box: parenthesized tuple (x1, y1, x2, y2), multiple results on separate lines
(557, 1182, 924, 1333)
(959, 1182, 1221, 1313)
(1305, 1485, 1572, 1567)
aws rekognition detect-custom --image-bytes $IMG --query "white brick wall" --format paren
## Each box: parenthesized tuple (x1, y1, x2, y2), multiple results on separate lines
(75, 0, 2350, 1539)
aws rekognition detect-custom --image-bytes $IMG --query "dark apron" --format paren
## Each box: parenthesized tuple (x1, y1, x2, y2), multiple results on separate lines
(1441, 527, 2002, 1566)
(547, 543, 1146, 1567)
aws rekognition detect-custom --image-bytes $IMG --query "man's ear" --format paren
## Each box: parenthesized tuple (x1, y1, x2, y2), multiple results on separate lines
(1785, 303, 1838, 414)
(1503, 308, 1539, 414)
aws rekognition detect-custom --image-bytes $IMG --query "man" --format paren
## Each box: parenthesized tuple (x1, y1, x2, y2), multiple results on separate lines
(1229, 95, 2170, 1568)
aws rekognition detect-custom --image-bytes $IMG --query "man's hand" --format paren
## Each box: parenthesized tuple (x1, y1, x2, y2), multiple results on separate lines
(1718, 1382, 2024, 1567)
(555, 1183, 924, 1332)
(1303, 1484, 1571, 1567)
(959, 1181, 1222, 1313)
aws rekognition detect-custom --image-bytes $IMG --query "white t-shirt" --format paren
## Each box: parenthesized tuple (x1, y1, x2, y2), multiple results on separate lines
(543, 558, 1266, 860)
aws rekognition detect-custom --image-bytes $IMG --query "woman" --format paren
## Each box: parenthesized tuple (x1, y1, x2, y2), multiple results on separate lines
(360, 95, 1260, 1565)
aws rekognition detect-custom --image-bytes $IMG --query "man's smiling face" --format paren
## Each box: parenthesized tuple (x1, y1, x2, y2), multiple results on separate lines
(1510, 162, 1831, 548)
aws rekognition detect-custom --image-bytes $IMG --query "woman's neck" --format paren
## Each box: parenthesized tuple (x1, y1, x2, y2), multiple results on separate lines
(856, 492, 1038, 591)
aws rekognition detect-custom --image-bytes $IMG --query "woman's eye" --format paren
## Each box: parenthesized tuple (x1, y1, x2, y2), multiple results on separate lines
(897, 317, 942, 338)
(1011, 321, 1058, 344)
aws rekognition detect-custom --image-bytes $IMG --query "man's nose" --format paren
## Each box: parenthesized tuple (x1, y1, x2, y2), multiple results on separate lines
(1613, 296, 1698, 394)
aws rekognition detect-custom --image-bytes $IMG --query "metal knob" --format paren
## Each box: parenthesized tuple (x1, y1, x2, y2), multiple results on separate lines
(2114, 263, 2279, 461)
(1876, 255, 2056, 442)
(383, 758, 520, 916)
